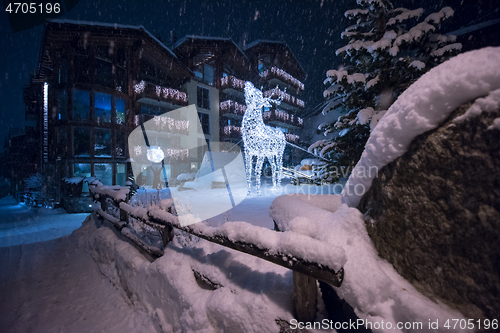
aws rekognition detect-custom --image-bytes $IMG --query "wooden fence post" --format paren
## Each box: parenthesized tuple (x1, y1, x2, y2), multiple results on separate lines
(100, 197, 107, 212)
(293, 271, 318, 322)
(276, 220, 319, 322)
(120, 196, 129, 225)
(160, 225, 174, 247)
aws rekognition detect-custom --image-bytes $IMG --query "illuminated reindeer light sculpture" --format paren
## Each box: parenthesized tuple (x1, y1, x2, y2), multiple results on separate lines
(242, 82, 285, 195)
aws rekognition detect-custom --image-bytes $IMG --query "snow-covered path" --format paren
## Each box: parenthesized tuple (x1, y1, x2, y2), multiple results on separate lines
(0, 230, 157, 332)
(0, 196, 87, 247)
(0, 181, 339, 333)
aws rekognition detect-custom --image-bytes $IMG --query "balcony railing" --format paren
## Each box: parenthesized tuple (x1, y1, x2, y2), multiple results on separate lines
(221, 125, 299, 143)
(220, 100, 247, 117)
(221, 125, 242, 140)
(133, 114, 190, 135)
(134, 80, 188, 106)
(284, 133, 300, 143)
(263, 88, 305, 109)
(220, 75, 246, 91)
(263, 109, 304, 128)
(260, 67, 305, 91)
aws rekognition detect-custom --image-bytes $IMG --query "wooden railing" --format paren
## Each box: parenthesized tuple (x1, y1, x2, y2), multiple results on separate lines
(89, 183, 345, 321)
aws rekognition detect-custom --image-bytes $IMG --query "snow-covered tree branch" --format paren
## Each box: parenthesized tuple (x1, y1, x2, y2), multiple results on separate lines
(310, 0, 462, 183)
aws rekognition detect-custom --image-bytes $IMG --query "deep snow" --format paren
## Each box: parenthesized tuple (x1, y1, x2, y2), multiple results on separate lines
(342, 47, 500, 207)
(0, 196, 87, 247)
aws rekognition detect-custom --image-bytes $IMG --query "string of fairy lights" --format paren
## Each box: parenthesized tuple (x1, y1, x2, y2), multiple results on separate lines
(242, 82, 286, 195)
(259, 66, 305, 91)
(134, 80, 187, 103)
(263, 88, 305, 108)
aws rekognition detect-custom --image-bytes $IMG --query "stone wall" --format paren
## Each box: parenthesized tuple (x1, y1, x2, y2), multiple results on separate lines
(358, 98, 500, 320)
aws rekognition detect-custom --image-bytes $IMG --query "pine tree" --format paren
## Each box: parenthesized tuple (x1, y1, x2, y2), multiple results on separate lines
(310, 0, 462, 183)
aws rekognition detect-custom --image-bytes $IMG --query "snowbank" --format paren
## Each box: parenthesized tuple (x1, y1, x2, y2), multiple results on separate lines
(342, 47, 500, 207)
(270, 194, 468, 332)
(77, 213, 296, 332)
(176, 173, 196, 181)
(90, 184, 130, 202)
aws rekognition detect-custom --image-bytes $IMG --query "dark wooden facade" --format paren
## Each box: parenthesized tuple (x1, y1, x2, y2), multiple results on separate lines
(19, 21, 307, 205)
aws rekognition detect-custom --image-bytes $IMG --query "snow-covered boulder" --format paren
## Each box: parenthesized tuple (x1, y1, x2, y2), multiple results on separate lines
(270, 193, 467, 332)
(342, 47, 500, 207)
(344, 47, 500, 320)
(359, 89, 500, 321)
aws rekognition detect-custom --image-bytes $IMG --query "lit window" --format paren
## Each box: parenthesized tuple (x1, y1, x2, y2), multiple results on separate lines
(115, 163, 127, 186)
(94, 92, 111, 123)
(73, 163, 91, 192)
(115, 98, 126, 124)
(94, 128, 112, 157)
(73, 90, 90, 120)
(94, 163, 112, 186)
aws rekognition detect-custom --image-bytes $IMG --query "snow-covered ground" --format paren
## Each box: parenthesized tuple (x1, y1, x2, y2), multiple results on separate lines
(0, 179, 343, 333)
(0, 196, 87, 247)
(0, 216, 158, 332)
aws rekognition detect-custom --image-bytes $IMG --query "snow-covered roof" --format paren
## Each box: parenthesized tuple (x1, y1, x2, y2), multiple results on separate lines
(245, 39, 305, 76)
(172, 35, 248, 61)
(244, 39, 286, 50)
(172, 35, 232, 49)
(49, 19, 178, 59)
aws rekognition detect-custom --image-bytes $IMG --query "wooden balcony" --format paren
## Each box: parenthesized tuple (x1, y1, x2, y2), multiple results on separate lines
(219, 100, 247, 119)
(220, 125, 242, 140)
(263, 88, 304, 111)
(134, 80, 188, 107)
(263, 109, 304, 129)
(220, 75, 246, 95)
(260, 67, 304, 91)
(133, 114, 190, 136)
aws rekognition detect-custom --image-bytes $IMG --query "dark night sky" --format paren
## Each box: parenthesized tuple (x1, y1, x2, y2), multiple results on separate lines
(1, 0, 498, 152)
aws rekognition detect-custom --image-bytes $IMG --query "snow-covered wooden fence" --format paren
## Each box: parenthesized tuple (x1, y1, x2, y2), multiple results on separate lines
(89, 184, 345, 321)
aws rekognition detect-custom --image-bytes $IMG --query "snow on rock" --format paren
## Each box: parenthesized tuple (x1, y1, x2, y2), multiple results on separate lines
(270, 194, 468, 333)
(455, 88, 500, 122)
(342, 47, 500, 208)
